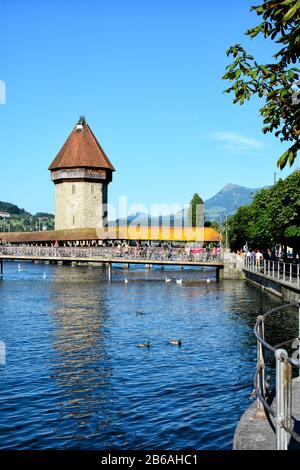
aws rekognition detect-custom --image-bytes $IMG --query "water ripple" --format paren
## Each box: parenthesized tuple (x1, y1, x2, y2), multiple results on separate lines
(0, 261, 296, 449)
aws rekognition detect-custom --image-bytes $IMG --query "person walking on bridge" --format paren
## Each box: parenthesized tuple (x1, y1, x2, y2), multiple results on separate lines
(255, 250, 263, 268)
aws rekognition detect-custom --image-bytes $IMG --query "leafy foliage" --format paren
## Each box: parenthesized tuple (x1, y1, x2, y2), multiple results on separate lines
(223, 0, 300, 169)
(228, 170, 300, 251)
(0, 201, 27, 215)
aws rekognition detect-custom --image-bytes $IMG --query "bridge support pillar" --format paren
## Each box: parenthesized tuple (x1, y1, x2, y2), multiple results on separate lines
(0, 259, 3, 277)
(216, 267, 220, 282)
(221, 253, 245, 280)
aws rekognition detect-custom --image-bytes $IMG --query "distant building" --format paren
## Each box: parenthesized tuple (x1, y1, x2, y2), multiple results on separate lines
(48, 117, 115, 230)
(0, 212, 10, 218)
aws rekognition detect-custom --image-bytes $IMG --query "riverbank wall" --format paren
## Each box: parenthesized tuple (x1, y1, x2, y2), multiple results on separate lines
(243, 269, 300, 303)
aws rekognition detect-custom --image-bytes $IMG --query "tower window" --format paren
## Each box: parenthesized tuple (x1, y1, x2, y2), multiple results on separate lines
(72, 184, 76, 194)
(91, 185, 94, 194)
(72, 215, 75, 224)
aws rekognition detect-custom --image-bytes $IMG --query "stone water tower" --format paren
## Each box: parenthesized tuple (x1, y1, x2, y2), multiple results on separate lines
(49, 117, 115, 230)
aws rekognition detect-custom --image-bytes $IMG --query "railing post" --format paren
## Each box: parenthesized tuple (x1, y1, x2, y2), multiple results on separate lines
(107, 263, 112, 282)
(263, 260, 266, 275)
(283, 263, 286, 282)
(278, 261, 280, 280)
(256, 315, 267, 419)
(272, 261, 275, 278)
(275, 349, 292, 450)
(290, 263, 292, 284)
(297, 264, 299, 286)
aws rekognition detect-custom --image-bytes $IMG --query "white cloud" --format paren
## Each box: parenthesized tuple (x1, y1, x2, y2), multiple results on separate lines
(211, 131, 263, 151)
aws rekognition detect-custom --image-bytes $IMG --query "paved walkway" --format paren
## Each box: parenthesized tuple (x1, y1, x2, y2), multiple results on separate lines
(234, 379, 300, 450)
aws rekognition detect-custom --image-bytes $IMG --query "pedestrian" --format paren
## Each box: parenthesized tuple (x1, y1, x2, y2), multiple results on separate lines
(255, 250, 263, 267)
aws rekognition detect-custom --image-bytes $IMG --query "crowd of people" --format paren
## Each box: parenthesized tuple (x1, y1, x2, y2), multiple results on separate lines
(0, 242, 223, 263)
(236, 247, 299, 266)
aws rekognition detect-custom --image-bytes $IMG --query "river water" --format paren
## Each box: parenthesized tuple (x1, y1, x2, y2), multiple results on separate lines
(0, 261, 297, 450)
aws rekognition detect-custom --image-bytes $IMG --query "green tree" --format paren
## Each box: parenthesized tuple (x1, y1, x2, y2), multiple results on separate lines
(228, 171, 300, 255)
(223, 0, 300, 169)
(188, 193, 204, 227)
(263, 171, 300, 251)
(228, 205, 254, 251)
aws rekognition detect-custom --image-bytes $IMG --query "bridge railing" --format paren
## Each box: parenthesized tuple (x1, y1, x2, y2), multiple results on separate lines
(254, 303, 300, 450)
(0, 245, 223, 264)
(245, 257, 300, 286)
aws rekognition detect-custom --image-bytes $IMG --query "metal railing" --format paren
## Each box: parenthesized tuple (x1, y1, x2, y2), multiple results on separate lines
(245, 257, 300, 286)
(254, 302, 300, 450)
(0, 245, 223, 264)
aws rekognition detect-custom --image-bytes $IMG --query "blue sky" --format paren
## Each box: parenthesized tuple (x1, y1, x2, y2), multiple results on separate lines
(0, 0, 296, 215)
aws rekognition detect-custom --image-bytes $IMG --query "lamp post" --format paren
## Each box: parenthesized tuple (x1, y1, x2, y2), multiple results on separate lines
(225, 213, 228, 251)
(219, 213, 228, 252)
(0, 213, 11, 232)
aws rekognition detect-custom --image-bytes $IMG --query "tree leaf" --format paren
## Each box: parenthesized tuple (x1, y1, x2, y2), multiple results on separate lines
(283, 3, 299, 23)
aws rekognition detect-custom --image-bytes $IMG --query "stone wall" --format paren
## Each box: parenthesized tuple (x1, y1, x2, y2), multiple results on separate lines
(54, 181, 107, 230)
(244, 269, 300, 303)
(220, 252, 245, 280)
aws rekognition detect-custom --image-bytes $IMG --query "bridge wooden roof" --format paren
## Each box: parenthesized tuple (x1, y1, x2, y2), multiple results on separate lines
(48, 117, 115, 171)
(0, 227, 222, 243)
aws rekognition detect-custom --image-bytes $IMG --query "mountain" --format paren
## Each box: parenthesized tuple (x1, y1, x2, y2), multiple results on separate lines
(113, 212, 151, 226)
(110, 183, 265, 226)
(204, 183, 264, 221)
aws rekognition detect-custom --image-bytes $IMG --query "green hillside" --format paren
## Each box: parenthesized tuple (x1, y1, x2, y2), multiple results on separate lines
(0, 201, 54, 232)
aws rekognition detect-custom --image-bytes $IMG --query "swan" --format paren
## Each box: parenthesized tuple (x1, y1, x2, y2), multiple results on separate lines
(165, 277, 172, 283)
(176, 279, 183, 285)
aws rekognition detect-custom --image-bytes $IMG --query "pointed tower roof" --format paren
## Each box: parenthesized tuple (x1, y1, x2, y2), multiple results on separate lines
(48, 117, 115, 171)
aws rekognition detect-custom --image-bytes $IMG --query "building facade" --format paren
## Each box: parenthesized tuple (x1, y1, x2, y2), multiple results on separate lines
(48, 117, 115, 230)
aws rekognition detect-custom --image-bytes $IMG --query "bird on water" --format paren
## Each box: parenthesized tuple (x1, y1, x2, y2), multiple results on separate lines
(169, 339, 182, 346)
(176, 279, 182, 285)
(137, 341, 151, 348)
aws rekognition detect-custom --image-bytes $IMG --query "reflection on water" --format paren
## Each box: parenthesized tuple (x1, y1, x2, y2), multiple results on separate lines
(49, 279, 112, 436)
(0, 261, 297, 449)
